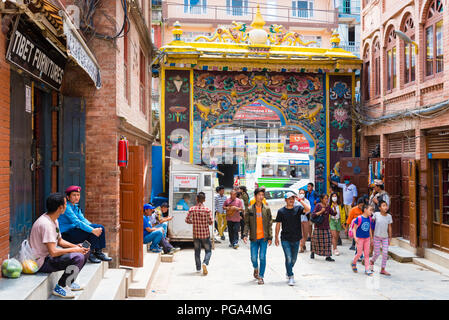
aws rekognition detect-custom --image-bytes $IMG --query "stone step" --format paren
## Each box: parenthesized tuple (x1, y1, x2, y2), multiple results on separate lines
(127, 251, 161, 298)
(423, 248, 449, 270)
(413, 258, 449, 278)
(48, 261, 106, 300)
(91, 268, 127, 300)
(388, 246, 418, 263)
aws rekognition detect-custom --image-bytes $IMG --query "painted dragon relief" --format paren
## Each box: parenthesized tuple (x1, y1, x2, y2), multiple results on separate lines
(194, 22, 316, 47)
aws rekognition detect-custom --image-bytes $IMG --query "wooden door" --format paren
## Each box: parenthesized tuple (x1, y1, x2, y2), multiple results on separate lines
(339, 158, 369, 196)
(9, 71, 33, 258)
(408, 159, 419, 247)
(400, 159, 411, 240)
(62, 97, 86, 211)
(431, 159, 449, 251)
(120, 145, 144, 267)
(384, 158, 402, 237)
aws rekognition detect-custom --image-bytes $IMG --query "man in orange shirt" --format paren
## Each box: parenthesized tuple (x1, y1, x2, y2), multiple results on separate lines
(243, 188, 272, 285)
(346, 198, 365, 250)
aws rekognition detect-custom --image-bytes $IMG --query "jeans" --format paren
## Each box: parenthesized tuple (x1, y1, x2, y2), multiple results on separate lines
(153, 222, 168, 235)
(143, 230, 164, 250)
(250, 239, 268, 278)
(39, 252, 89, 287)
(227, 221, 240, 246)
(62, 223, 106, 251)
(193, 238, 212, 270)
(281, 241, 300, 277)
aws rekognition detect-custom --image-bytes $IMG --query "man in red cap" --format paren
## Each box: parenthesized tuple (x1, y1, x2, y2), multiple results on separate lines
(58, 186, 112, 263)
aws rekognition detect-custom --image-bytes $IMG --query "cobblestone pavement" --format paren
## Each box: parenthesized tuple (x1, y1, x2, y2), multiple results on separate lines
(140, 233, 449, 300)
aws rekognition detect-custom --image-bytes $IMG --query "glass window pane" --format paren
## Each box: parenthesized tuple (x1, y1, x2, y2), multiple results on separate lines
(392, 47, 396, 88)
(443, 160, 449, 225)
(387, 50, 392, 90)
(411, 40, 416, 82)
(405, 44, 410, 83)
(426, 26, 434, 76)
(436, 20, 444, 73)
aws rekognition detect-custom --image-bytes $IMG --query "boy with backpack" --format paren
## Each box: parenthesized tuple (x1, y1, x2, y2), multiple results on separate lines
(350, 203, 374, 276)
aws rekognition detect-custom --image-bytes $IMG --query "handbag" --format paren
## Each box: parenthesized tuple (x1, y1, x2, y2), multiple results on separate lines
(310, 213, 324, 225)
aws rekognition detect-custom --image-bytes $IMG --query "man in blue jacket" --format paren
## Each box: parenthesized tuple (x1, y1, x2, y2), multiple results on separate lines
(58, 186, 112, 263)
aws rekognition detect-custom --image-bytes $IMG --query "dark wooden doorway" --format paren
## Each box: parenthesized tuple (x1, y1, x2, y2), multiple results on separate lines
(119, 145, 144, 267)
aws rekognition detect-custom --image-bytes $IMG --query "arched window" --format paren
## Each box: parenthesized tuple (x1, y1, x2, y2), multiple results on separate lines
(402, 15, 415, 84)
(425, 0, 443, 77)
(373, 39, 380, 97)
(385, 28, 396, 91)
(363, 46, 370, 100)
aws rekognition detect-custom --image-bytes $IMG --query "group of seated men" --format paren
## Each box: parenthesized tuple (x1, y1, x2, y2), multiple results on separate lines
(143, 202, 180, 254)
(28, 186, 180, 299)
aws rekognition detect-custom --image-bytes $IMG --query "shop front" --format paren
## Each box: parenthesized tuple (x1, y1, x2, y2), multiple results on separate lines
(157, 10, 361, 195)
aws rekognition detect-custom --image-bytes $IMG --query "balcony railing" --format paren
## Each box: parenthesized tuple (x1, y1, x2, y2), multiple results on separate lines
(341, 41, 360, 56)
(338, 6, 361, 15)
(163, 2, 338, 29)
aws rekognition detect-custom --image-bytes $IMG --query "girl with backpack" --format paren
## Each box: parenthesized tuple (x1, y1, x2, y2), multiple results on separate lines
(350, 203, 374, 275)
(369, 200, 393, 276)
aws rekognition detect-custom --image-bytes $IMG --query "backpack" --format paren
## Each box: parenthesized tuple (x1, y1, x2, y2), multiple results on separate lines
(348, 215, 373, 238)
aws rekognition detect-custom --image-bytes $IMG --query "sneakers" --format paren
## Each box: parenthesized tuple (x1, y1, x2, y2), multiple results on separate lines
(288, 277, 295, 286)
(349, 246, 356, 251)
(94, 251, 112, 262)
(202, 263, 208, 276)
(69, 282, 84, 291)
(150, 248, 162, 253)
(221, 235, 225, 240)
(334, 249, 340, 256)
(52, 284, 75, 299)
(310, 252, 315, 259)
(233, 244, 239, 249)
(325, 257, 335, 262)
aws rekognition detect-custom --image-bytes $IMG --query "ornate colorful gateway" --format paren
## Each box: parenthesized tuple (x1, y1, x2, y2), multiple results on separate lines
(155, 8, 362, 194)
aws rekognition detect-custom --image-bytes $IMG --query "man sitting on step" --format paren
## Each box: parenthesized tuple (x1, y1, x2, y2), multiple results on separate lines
(143, 204, 180, 254)
(58, 186, 112, 264)
(30, 193, 90, 299)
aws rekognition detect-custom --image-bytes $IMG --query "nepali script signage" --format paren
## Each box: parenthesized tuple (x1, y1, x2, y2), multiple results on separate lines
(63, 21, 102, 89)
(6, 17, 66, 91)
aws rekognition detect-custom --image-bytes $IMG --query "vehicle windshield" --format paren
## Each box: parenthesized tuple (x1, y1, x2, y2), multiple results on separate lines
(261, 159, 309, 179)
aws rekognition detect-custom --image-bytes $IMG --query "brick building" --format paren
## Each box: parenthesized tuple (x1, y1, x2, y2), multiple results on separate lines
(360, 0, 449, 253)
(0, 0, 154, 271)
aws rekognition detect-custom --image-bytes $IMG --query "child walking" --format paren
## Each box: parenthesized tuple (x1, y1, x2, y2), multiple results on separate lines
(351, 204, 374, 276)
(370, 200, 393, 276)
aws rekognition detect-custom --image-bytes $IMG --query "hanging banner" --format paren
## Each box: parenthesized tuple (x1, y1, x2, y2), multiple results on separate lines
(289, 134, 310, 153)
(234, 101, 280, 121)
(6, 16, 66, 91)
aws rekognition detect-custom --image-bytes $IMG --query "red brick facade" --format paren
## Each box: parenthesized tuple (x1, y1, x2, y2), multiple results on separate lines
(0, 17, 11, 273)
(361, 0, 449, 251)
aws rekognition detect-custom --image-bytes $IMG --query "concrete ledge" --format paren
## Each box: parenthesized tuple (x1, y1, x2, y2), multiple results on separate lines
(161, 254, 174, 263)
(424, 248, 449, 270)
(91, 269, 127, 300)
(388, 246, 418, 263)
(127, 252, 161, 298)
(48, 261, 105, 300)
(413, 258, 449, 278)
(391, 237, 418, 255)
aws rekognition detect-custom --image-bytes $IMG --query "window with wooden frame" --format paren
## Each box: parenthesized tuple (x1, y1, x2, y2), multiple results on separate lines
(385, 28, 397, 92)
(432, 159, 449, 226)
(124, 21, 130, 103)
(373, 39, 380, 97)
(425, 0, 443, 77)
(139, 49, 147, 116)
(402, 15, 416, 84)
(363, 46, 370, 101)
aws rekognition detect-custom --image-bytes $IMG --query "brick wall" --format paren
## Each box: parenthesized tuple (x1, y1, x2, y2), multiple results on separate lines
(0, 17, 11, 274)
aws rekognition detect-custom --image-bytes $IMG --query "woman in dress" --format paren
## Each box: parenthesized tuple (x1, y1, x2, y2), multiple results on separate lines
(310, 193, 337, 262)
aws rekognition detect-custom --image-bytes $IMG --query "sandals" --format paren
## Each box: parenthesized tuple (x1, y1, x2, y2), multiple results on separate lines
(380, 269, 391, 276)
(369, 260, 374, 271)
(365, 270, 373, 276)
(351, 263, 357, 273)
(258, 277, 264, 285)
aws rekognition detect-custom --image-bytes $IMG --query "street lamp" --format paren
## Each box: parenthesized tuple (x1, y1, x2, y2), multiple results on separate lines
(394, 30, 418, 55)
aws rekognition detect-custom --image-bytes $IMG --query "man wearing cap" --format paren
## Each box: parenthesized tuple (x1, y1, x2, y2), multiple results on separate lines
(330, 175, 358, 217)
(369, 179, 390, 212)
(275, 192, 310, 286)
(58, 186, 112, 264)
(143, 204, 178, 254)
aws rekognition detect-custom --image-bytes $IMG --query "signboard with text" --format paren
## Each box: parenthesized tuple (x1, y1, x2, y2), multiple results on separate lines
(6, 17, 66, 91)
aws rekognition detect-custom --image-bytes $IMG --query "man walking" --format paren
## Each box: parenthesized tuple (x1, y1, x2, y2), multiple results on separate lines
(330, 175, 358, 216)
(223, 189, 244, 249)
(243, 188, 272, 285)
(369, 179, 390, 212)
(275, 192, 310, 286)
(185, 192, 214, 275)
(214, 186, 227, 240)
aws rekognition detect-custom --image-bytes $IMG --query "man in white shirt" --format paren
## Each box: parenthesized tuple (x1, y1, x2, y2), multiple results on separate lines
(330, 175, 358, 216)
